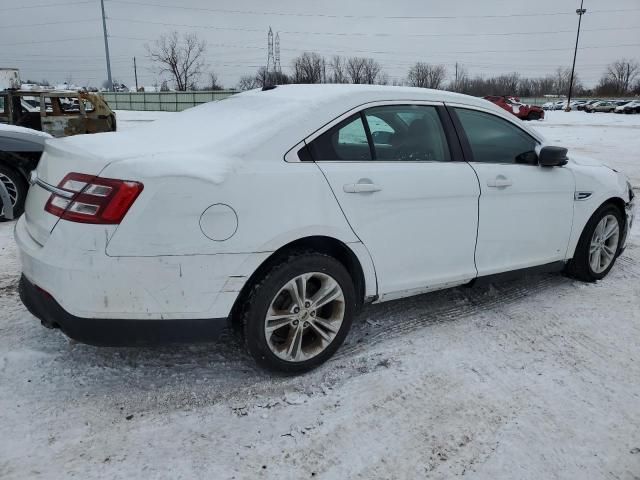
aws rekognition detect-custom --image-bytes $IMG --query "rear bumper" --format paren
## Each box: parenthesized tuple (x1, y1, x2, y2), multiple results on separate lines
(19, 274, 229, 346)
(14, 216, 269, 320)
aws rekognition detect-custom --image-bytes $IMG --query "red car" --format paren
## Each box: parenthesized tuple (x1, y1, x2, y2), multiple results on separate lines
(483, 95, 544, 121)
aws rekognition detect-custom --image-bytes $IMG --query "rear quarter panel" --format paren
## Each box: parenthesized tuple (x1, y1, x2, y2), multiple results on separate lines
(103, 155, 361, 256)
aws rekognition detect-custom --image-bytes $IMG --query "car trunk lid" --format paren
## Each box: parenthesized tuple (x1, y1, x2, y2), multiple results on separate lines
(23, 140, 112, 245)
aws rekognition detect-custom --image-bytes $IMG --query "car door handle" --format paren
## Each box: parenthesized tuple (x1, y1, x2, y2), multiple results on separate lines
(343, 181, 382, 193)
(487, 176, 513, 188)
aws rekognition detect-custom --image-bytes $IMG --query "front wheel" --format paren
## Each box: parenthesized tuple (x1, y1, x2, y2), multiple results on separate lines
(242, 252, 356, 373)
(527, 111, 541, 121)
(566, 204, 623, 282)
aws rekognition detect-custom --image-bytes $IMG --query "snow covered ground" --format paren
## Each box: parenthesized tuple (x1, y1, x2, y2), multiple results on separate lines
(1, 110, 640, 479)
(533, 111, 640, 187)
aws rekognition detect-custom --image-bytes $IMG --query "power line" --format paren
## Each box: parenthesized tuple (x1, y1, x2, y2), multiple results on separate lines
(0, 1, 93, 11)
(0, 19, 102, 29)
(3, 36, 103, 47)
(105, 1, 640, 20)
(107, 35, 640, 58)
(107, 17, 640, 39)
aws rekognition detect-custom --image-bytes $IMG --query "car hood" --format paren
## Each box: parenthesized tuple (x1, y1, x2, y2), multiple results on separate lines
(567, 153, 622, 175)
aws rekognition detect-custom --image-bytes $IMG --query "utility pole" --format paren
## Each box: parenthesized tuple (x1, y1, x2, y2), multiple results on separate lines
(100, 0, 113, 92)
(566, 0, 586, 111)
(455, 62, 459, 91)
(133, 57, 139, 91)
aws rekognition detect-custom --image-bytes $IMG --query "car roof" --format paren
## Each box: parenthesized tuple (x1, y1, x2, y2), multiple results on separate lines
(60, 84, 542, 164)
(241, 84, 494, 110)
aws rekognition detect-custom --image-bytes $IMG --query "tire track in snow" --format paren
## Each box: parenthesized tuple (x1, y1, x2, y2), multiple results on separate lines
(337, 273, 564, 359)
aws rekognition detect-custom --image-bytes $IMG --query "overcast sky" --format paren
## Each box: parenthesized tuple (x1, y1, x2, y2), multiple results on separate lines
(2, 0, 639, 89)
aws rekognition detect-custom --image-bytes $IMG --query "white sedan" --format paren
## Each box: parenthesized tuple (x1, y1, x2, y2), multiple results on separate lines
(16, 85, 635, 372)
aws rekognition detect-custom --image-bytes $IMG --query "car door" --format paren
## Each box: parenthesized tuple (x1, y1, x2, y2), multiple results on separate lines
(307, 102, 480, 300)
(450, 106, 574, 276)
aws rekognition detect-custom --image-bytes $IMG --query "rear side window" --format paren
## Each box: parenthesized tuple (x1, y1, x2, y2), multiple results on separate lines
(307, 114, 372, 161)
(455, 108, 538, 164)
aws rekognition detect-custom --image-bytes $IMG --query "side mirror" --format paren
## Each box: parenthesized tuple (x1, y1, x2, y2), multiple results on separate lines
(538, 146, 568, 167)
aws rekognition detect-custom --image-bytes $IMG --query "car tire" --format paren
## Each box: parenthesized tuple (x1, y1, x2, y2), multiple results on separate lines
(0, 165, 28, 221)
(527, 112, 541, 121)
(566, 204, 624, 282)
(242, 251, 356, 373)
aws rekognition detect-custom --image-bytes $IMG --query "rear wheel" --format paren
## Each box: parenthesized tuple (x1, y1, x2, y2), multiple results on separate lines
(0, 165, 27, 220)
(527, 111, 541, 121)
(566, 204, 623, 282)
(242, 252, 356, 373)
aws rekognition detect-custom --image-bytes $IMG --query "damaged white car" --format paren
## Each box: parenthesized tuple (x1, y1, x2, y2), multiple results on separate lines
(16, 85, 635, 372)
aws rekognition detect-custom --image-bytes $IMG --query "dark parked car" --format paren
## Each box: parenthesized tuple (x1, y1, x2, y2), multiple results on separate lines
(577, 100, 600, 111)
(0, 125, 49, 218)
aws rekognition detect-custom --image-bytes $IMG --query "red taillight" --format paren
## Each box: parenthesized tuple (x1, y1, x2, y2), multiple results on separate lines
(44, 173, 143, 224)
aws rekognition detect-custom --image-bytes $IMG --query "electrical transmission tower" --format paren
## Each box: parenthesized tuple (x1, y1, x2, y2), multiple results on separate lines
(266, 27, 274, 84)
(275, 32, 281, 74)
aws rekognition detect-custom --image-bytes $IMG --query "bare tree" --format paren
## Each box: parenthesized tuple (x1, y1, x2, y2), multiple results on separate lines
(450, 64, 470, 92)
(292, 52, 325, 83)
(377, 72, 389, 85)
(362, 58, 383, 84)
(255, 67, 270, 87)
(237, 75, 259, 91)
(407, 63, 447, 89)
(605, 58, 640, 94)
(146, 31, 207, 91)
(346, 57, 367, 84)
(204, 72, 223, 91)
(493, 73, 520, 94)
(329, 55, 347, 83)
(532, 75, 555, 97)
(552, 67, 582, 96)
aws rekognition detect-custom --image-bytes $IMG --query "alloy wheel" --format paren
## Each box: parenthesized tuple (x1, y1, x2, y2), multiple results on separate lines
(589, 214, 620, 274)
(0, 172, 18, 217)
(264, 272, 345, 363)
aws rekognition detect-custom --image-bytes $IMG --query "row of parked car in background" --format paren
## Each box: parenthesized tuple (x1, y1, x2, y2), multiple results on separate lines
(542, 99, 640, 113)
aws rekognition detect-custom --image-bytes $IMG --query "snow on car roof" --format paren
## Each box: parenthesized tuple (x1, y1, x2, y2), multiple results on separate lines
(48, 84, 530, 183)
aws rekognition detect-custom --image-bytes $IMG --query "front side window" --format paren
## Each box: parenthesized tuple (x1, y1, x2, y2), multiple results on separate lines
(306, 104, 451, 162)
(455, 108, 538, 164)
(364, 105, 450, 162)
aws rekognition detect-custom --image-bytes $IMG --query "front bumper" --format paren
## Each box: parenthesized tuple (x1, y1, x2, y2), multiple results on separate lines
(622, 189, 636, 250)
(19, 274, 229, 346)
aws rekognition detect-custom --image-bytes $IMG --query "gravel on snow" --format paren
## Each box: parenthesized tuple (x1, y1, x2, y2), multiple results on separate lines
(1, 111, 639, 479)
